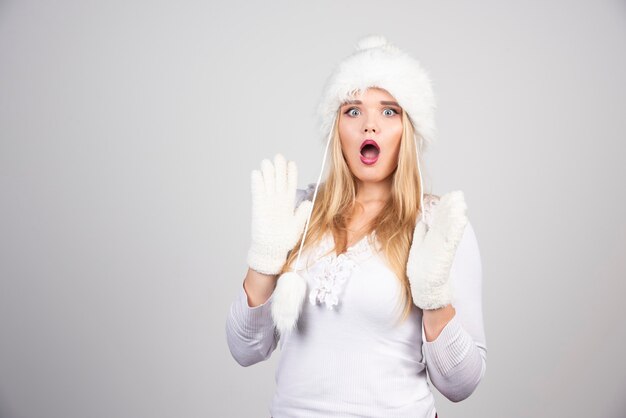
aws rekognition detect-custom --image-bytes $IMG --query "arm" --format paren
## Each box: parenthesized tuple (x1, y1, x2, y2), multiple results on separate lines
(225, 270, 280, 367)
(421, 221, 488, 402)
(225, 180, 315, 367)
(422, 304, 456, 342)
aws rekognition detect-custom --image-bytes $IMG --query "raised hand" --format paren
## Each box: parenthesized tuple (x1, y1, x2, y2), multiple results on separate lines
(247, 154, 313, 275)
(406, 191, 468, 310)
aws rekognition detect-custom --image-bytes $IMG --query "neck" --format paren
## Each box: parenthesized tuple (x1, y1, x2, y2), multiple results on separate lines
(355, 177, 392, 205)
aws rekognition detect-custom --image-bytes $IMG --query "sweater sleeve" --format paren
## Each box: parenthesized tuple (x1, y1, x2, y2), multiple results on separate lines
(225, 184, 316, 367)
(421, 220, 488, 402)
(225, 282, 280, 367)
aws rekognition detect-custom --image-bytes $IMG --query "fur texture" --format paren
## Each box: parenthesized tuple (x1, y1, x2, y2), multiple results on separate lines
(271, 271, 308, 337)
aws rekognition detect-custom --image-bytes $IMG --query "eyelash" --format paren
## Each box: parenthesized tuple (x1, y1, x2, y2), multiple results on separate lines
(344, 107, 399, 117)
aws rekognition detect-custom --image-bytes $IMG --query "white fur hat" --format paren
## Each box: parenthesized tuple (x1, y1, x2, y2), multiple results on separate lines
(316, 34, 437, 153)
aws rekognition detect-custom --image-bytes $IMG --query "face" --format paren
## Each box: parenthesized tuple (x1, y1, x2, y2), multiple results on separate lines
(338, 87, 403, 185)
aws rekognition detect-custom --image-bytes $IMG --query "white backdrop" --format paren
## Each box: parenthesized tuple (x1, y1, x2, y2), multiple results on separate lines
(1, 0, 625, 417)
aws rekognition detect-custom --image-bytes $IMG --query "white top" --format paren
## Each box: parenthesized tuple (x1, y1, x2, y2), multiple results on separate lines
(226, 185, 487, 418)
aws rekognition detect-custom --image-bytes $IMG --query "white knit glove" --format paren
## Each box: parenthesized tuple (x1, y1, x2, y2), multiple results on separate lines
(247, 154, 313, 275)
(406, 190, 468, 310)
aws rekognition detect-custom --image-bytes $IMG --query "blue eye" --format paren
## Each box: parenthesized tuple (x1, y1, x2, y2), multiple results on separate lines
(344, 107, 360, 117)
(383, 108, 398, 116)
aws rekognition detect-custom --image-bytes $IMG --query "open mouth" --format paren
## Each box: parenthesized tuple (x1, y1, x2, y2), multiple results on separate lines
(360, 139, 380, 164)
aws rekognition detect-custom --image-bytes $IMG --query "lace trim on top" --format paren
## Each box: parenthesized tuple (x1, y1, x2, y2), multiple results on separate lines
(307, 232, 378, 310)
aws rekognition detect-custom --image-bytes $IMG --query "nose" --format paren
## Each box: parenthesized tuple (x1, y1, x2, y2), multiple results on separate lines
(363, 117, 377, 134)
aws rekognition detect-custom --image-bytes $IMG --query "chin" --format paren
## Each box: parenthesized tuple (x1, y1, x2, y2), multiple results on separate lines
(354, 170, 392, 183)
(347, 158, 393, 181)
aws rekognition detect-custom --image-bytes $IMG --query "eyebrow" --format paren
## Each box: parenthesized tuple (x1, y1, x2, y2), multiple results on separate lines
(342, 100, 401, 107)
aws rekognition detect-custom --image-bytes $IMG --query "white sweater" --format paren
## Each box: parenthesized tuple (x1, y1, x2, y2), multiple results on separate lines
(226, 185, 487, 418)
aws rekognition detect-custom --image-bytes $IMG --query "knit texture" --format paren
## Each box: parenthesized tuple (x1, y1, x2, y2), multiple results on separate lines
(247, 154, 313, 275)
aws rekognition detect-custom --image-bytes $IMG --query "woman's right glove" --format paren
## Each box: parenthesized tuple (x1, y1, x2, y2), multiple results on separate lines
(247, 153, 313, 275)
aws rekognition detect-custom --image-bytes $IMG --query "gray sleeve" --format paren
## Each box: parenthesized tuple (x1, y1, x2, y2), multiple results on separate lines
(295, 182, 317, 208)
(421, 221, 488, 402)
(224, 183, 316, 367)
(225, 282, 280, 367)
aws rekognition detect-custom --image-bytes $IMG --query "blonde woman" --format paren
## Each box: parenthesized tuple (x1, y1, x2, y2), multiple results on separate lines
(226, 35, 487, 418)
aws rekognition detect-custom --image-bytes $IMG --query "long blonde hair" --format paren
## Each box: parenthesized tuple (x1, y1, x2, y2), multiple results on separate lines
(281, 107, 429, 324)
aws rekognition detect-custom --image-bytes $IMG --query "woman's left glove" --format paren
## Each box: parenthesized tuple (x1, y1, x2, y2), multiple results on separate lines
(406, 190, 468, 310)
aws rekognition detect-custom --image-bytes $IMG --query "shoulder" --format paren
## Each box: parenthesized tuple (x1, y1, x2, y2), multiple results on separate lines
(424, 190, 470, 210)
(424, 193, 440, 204)
(422, 191, 474, 233)
(420, 193, 439, 225)
(295, 182, 317, 208)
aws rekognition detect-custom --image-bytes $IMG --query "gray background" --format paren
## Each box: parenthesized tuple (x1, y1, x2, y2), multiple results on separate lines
(1, 0, 625, 417)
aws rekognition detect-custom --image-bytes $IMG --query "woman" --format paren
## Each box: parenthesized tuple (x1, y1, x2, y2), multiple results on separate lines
(226, 35, 487, 418)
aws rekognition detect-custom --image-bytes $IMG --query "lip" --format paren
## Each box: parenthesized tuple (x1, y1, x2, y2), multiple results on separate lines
(360, 139, 380, 165)
(360, 139, 380, 152)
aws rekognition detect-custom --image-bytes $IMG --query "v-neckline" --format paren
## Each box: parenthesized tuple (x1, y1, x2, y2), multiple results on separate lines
(330, 231, 376, 258)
